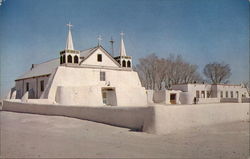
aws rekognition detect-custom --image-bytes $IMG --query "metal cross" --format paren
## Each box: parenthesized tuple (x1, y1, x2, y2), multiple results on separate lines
(120, 32, 125, 37)
(97, 35, 102, 46)
(66, 22, 73, 30)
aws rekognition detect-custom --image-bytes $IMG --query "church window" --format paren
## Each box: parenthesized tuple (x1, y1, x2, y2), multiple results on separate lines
(26, 83, 29, 92)
(220, 91, 223, 98)
(236, 91, 239, 98)
(207, 91, 210, 98)
(196, 91, 199, 98)
(60, 56, 62, 64)
(74, 55, 78, 64)
(230, 91, 233, 98)
(40, 80, 44, 92)
(127, 61, 131, 67)
(122, 60, 126, 67)
(225, 91, 228, 98)
(97, 54, 102, 62)
(62, 55, 65, 63)
(100, 72, 105, 81)
(201, 91, 205, 98)
(68, 55, 72, 63)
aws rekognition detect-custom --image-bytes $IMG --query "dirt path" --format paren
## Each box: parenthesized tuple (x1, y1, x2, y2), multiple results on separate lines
(0, 111, 249, 158)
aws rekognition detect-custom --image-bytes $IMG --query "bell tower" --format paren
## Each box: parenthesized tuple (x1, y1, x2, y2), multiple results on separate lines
(60, 22, 80, 66)
(114, 32, 132, 68)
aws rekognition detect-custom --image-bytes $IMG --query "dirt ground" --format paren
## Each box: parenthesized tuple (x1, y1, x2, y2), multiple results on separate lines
(0, 111, 249, 159)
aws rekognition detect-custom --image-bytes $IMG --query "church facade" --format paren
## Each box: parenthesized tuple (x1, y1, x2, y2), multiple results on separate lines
(12, 23, 147, 106)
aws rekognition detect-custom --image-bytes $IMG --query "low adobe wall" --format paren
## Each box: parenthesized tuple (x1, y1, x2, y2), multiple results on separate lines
(2, 100, 148, 130)
(2, 100, 249, 135)
(143, 103, 249, 134)
(197, 98, 220, 104)
(242, 98, 250, 103)
(220, 98, 238, 103)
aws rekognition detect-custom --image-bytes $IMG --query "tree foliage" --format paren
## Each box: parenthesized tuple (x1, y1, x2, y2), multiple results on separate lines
(135, 53, 202, 90)
(203, 62, 231, 84)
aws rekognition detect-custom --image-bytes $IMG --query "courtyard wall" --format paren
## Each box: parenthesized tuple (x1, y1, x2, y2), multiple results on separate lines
(2, 100, 249, 135)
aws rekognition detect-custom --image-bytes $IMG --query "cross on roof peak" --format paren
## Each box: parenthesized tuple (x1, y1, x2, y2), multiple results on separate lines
(120, 32, 125, 37)
(66, 22, 73, 30)
(97, 35, 102, 46)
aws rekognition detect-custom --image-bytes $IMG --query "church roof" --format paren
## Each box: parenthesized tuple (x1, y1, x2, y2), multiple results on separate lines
(16, 58, 59, 81)
(15, 46, 102, 81)
(80, 46, 98, 58)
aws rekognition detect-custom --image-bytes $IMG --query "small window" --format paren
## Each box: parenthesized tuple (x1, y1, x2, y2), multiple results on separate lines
(122, 60, 126, 67)
(230, 91, 233, 98)
(225, 91, 228, 98)
(207, 91, 210, 98)
(236, 91, 239, 98)
(242, 93, 246, 98)
(74, 55, 78, 64)
(220, 91, 223, 98)
(68, 55, 72, 63)
(60, 56, 62, 64)
(40, 80, 44, 92)
(196, 91, 199, 98)
(127, 61, 131, 67)
(26, 83, 29, 92)
(201, 91, 205, 98)
(100, 72, 105, 81)
(62, 55, 65, 63)
(97, 54, 102, 62)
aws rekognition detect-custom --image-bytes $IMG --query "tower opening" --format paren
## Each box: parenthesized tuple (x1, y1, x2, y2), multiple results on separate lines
(68, 55, 72, 63)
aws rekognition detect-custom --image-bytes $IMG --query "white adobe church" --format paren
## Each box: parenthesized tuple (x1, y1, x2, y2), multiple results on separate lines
(8, 23, 249, 106)
(11, 23, 148, 106)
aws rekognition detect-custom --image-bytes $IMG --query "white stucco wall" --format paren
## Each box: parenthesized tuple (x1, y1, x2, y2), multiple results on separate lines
(2, 100, 147, 130)
(143, 103, 250, 134)
(42, 66, 147, 106)
(179, 92, 194, 104)
(55, 86, 103, 106)
(3, 100, 249, 135)
(215, 85, 249, 98)
(15, 76, 49, 99)
(153, 90, 166, 103)
(172, 84, 249, 104)
(146, 90, 154, 104)
(153, 90, 181, 104)
(196, 98, 220, 104)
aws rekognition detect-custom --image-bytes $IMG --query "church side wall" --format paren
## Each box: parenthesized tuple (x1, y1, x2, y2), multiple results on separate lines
(15, 76, 49, 99)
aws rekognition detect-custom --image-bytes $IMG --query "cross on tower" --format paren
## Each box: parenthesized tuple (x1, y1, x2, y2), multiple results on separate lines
(66, 22, 73, 30)
(120, 32, 125, 37)
(97, 35, 102, 46)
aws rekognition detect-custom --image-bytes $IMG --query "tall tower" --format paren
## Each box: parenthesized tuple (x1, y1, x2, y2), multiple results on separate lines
(114, 32, 132, 68)
(60, 22, 80, 66)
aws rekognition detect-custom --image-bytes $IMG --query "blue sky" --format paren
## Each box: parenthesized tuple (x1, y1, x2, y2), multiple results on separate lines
(0, 0, 249, 98)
